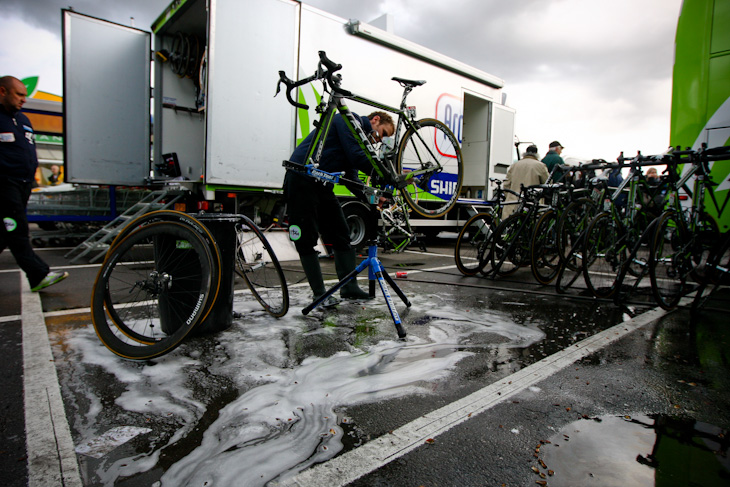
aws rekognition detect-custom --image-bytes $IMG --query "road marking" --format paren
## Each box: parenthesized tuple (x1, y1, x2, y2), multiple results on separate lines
(21, 276, 83, 487)
(274, 305, 671, 487)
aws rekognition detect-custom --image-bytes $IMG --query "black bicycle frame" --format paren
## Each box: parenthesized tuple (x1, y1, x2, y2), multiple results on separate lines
(301, 82, 437, 188)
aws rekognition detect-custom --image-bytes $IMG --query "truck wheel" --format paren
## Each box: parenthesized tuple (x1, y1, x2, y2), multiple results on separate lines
(341, 201, 375, 249)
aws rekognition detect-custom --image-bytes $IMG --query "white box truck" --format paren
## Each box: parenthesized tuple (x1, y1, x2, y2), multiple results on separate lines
(62, 0, 515, 239)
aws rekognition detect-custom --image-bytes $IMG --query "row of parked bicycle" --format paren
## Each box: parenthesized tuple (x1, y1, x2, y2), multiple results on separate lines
(454, 144, 730, 310)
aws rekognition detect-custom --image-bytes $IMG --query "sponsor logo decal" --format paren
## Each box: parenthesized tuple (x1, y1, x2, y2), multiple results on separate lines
(289, 225, 302, 241)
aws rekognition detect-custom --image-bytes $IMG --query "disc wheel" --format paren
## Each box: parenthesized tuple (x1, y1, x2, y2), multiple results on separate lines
(91, 221, 216, 360)
(234, 217, 289, 317)
(455, 212, 496, 276)
(396, 118, 463, 218)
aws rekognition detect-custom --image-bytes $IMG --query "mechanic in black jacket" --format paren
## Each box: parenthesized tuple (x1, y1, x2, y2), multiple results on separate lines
(284, 111, 394, 305)
(0, 76, 68, 291)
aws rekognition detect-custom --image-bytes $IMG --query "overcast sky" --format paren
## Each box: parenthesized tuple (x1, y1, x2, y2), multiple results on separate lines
(1, 0, 683, 161)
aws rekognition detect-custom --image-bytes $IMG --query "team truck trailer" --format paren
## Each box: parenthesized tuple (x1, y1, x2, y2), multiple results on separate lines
(61, 0, 515, 249)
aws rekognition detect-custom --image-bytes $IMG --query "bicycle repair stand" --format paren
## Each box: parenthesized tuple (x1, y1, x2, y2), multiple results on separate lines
(302, 240, 411, 340)
(283, 159, 410, 339)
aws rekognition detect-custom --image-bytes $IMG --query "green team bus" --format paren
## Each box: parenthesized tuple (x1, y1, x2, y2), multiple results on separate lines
(671, 0, 730, 231)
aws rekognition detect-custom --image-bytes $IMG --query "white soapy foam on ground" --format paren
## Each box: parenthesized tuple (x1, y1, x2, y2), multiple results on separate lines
(60, 286, 545, 486)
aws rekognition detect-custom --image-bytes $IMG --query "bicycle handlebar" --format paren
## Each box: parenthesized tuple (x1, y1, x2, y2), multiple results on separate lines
(275, 51, 353, 109)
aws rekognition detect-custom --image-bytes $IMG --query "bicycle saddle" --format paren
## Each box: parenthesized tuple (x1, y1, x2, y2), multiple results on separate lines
(392, 77, 426, 88)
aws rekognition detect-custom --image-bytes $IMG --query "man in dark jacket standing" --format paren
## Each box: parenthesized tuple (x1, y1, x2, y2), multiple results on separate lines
(542, 141, 565, 181)
(284, 111, 394, 305)
(0, 76, 68, 291)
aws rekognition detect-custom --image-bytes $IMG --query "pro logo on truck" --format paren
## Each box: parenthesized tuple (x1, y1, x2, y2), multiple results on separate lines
(436, 93, 463, 151)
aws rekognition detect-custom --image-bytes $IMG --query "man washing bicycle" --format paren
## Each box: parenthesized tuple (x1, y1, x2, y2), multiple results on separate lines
(284, 111, 395, 305)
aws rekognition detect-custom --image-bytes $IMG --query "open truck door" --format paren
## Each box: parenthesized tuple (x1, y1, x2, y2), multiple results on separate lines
(62, 10, 151, 186)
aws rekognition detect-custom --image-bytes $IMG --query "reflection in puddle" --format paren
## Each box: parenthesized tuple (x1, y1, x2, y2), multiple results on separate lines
(535, 414, 730, 486)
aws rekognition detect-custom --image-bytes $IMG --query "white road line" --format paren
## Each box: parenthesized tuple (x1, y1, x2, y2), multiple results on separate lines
(275, 305, 671, 487)
(21, 276, 83, 487)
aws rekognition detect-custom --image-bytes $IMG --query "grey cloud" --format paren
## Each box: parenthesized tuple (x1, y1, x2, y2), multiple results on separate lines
(6, 0, 171, 36)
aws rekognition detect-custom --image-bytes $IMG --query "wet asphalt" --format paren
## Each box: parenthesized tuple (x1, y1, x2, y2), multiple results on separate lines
(1, 235, 729, 486)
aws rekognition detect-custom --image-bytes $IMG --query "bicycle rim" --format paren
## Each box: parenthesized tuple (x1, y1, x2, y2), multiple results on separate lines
(455, 212, 495, 276)
(650, 212, 689, 309)
(583, 213, 623, 298)
(555, 247, 584, 294)
(692, 235, 730, 310)
(91, 221, 215, 360)
(491, 213, 526, 276)
(105, 210, 223, 321)
(235, 218, 289, 317)
(531, 210, 560, 285)
(613, 223, 654, 305)
(557, 198, 596, 269)
(396, 119, 463, 218)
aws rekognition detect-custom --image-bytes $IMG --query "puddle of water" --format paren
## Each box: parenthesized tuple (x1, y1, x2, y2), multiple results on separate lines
(534, 414, 730, 486)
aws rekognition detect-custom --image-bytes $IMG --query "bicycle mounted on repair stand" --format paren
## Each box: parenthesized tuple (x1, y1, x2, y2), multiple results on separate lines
(275, 51, 464, 338)
(275, 50, 464, 233)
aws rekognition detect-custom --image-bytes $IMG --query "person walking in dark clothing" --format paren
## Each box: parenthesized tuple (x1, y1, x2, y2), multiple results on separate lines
(0, 76, 68, 291)
(284, 111, 394, 305)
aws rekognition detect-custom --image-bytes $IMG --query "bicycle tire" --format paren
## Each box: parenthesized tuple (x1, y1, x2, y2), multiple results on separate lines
(555, 244, 584, 294)
(692, 233, 730, 310)
(91, 221, 215, 360)
(689, 213, 720, 283)
(557, 198, 596, 269)
(455, 212, 496, 276)
(649, 211, 690, 309)
(396, 118, 463, 218)
(234, 217, 289, 317)
(531, 209, 561, 285)
(583, 212, 624, 298)
(490, 212, 529, 276)
(104, 210, 223, 324)
(612, 218, 655, 305)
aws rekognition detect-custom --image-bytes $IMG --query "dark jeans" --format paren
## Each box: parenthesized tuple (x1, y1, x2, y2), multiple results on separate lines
(0, 179, 49, 287)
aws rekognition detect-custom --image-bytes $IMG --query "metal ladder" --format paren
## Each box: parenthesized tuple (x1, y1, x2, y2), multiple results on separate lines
(65, 188, 188, 263)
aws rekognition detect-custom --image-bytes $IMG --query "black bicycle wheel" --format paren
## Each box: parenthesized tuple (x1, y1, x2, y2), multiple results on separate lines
(91, 221, 215, 360)
(491, 212, 529, 276)
(689, 213, 720, 283)
(234, 217, 289, 317)
(555, 244, 584, 294)
(611, 216, 656, 305)
(455, 212, 496, 276)
(692, 233, 730, 310)
(531, 209, 561, 285)
(396, 118, 463, 218)
(557, 198, 596, 269)
(650, 211, 690, 309)
(105, 210, 223, 323)
(583, 212, 624, 298)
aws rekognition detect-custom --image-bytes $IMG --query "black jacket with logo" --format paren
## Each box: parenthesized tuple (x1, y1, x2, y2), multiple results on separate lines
(0, 105, 38, 181)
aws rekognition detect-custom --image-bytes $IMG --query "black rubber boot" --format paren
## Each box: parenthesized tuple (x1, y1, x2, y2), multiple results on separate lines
(300, 254, 339, 307)
(334, 249, 371, 300)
